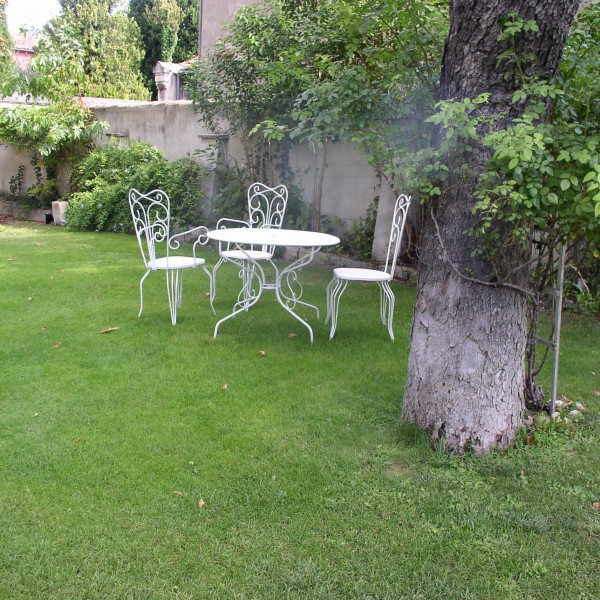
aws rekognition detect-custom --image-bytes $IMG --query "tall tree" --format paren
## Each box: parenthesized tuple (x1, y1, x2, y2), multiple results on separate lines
(130, 0, 197, 94)
(171, 0, 198, 62)
(401, 0, 581, 453)
(0, 0, 12, 79)
(50, 0, 149, 99)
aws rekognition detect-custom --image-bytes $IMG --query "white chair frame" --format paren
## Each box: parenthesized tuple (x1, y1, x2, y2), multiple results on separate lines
(326, 194, 411, 340)
(211, 182, 288, 306)
(129, 188, 214, 325)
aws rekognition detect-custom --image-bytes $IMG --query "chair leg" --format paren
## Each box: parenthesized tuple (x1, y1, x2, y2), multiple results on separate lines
(211, 257, 225, 305)
(379, 284, 387, 325)
(203, 266, 215, 314)
(177, 271, 184, 309)
(138, 270, 151, 318)
(380, 281, 395, 341)
(325, 277, 336, 324)
(328, 278, 348, 340)
(166, 269, 181, 325)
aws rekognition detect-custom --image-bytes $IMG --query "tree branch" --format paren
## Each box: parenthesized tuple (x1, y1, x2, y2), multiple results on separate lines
(430, 207, 534, 298)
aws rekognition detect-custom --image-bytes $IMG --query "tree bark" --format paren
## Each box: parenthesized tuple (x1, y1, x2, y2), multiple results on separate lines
(402, 0, 580, 454)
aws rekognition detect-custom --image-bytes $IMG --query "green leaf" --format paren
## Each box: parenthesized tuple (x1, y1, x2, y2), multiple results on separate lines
(560, 179, 571, 191)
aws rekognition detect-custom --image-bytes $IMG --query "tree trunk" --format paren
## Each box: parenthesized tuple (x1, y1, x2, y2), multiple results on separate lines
(401, 0, 579, 454)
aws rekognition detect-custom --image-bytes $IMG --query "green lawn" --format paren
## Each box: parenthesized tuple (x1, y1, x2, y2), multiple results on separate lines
(1, 222, 598, 599)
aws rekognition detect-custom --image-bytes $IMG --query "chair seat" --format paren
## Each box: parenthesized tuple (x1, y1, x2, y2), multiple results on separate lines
(221, 249, 273, 261)
(333, 267, 392, 282)
(152, 256, 206, 270)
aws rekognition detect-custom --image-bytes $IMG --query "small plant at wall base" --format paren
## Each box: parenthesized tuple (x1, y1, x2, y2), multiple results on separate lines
(339, 198, 379, 261)
(66, 142, 212, 233)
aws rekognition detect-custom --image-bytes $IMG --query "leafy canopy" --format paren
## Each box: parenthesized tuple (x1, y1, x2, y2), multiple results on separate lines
(187, 0, 447, 181)
(0, 23, 106, 171)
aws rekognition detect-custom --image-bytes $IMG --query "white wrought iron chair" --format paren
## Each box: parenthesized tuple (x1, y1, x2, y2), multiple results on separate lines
(211, 182, 288, 304)
(326, 194, 411, 340)
(128, 188, 214, 325)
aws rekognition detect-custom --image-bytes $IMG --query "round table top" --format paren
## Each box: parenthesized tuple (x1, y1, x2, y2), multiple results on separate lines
(207, 227, 340, 248)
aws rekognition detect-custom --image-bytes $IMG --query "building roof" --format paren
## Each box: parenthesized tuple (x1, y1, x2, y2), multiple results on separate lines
(11, 31, 39, 53)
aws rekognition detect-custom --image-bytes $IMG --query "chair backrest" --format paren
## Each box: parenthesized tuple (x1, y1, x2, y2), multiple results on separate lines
(383, 194, 412, 276)
(247, 182, 288, 230)
(129, 188, 171, 269)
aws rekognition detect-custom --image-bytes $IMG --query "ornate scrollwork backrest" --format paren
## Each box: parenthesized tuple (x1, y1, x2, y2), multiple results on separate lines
(384, 194, 412, 277)
(247, 182, 288, 255)
(128, 188, 171, 269)
(247, 183, 288, 230)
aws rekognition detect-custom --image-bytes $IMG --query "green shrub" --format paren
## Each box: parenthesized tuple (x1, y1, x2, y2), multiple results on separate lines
(65, 141, 211, 232)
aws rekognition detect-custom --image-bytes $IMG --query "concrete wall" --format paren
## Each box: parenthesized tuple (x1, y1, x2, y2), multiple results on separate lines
(0, 98, 399, 259)
(199, 0, 261, 57)
(84, 98, 381, 229)
(85, 99, 221, 161)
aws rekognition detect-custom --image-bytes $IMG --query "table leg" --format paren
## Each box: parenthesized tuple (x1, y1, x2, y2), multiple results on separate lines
(275, 246, 322, 343)
(213, 255, 265, 338)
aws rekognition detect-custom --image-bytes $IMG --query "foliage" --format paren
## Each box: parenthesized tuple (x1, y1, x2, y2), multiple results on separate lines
(170, 0, 198, 63)
(187, 0, 446, 240)
(6, 159, 59, 209)
(397, 7, 600, 410)
(0, 39, 105, 200)
(129, 0, 198, 93)
(0, 0, 12, 80)
(66, 141, 211, 232)
(50, 0, 149, 100)
(0, 99, 104, 167)
(404, 7, 600, 261)
(143, 0, 183, 63)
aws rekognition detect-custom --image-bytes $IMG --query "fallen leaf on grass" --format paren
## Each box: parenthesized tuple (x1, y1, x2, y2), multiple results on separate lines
(258, 350, 266, 357)
(288, 333, 297, 338)
(33, 413, 39, 417)
(204, 292, 210, 298)
(198, 498, 206, 509)
(41, 326, 47, 331)
(35, 242, 45, 247)
(173, 491, 185, 497)
(99, 327, 120, 334)
(27, 297, 33, 302)
(593, 501, 600, 510)
(54, 342, 62, 348)
(222, 383, 228, 390)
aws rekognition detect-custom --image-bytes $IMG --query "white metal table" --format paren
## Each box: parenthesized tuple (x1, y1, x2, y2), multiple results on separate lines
(207, 227, 340, 342)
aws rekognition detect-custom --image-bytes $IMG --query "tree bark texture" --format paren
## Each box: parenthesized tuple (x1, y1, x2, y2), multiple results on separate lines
(402, 0, 579, 453)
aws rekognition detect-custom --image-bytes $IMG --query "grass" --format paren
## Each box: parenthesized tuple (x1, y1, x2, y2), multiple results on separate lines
(0, 221, 599, 599)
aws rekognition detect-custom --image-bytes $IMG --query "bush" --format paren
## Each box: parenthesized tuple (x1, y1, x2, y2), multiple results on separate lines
(66, 142, 211, 232)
